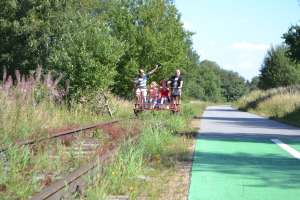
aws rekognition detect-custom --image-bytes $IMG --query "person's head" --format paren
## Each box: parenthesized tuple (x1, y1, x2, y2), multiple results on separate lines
(176, 69, 181, 77)
(160, 80, 167, 87)
(139, 69, 145, 76)
(150, 81, 157, 88)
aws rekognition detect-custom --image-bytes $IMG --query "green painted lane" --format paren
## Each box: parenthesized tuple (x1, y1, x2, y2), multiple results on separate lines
(188, 136, 300, 200)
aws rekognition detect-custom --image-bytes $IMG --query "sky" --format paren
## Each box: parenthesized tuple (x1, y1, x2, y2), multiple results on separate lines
(175, 0, 300, 80)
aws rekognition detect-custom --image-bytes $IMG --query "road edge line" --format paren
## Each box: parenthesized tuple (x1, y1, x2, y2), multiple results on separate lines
(271, 138, 300, 160)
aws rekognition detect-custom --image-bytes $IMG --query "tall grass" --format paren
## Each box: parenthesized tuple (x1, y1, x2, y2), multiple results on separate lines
(84, 102, 206, 199)
(0, 68, 134, 199)
(0, 66, 205, 199)
(236, 85, 300, 126)
(0, 68, 132, 146)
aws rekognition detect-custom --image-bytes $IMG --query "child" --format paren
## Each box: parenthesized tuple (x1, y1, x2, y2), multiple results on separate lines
(159, 80, 170, 107)
(148, 81, 159, 108)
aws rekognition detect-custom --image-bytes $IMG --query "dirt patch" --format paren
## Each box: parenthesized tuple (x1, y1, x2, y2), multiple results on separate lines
(100, 123, 128, 140)
(96, 120, 141, 156)
(159, 141, 195, 200)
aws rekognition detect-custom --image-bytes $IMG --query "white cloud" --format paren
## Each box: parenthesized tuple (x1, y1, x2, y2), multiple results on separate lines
(223, 60, 261, 80)
(229, 42, 270, 51)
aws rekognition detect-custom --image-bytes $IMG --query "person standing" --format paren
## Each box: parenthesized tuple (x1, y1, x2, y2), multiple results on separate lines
(134, 64, 159, 106)
(168, 69, 183, 107)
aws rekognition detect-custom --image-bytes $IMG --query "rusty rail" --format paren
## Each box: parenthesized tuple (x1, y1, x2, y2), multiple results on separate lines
(30, 135, 139, 200)
(0, 120, 120, 153)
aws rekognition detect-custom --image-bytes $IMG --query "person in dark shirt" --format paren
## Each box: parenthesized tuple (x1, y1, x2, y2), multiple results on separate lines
(168, 69, 183, 107)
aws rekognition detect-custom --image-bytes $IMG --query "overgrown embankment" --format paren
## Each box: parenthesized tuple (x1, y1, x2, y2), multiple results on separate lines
(236, 85, 300, 127)
(0, 70, 206, 199)
(0, 68, 132, 146)
(84, 102, 206, 200)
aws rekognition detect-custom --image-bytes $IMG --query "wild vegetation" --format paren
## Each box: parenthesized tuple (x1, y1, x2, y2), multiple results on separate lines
(0, 74, 205, 199)
(236, 85, 300, 127)
(0, 59, 206, 199)
(0, 0, 247, 102)
(237, 21, 300, 126)
(83, 102, 205, 199)
(0, 67, 132, 146)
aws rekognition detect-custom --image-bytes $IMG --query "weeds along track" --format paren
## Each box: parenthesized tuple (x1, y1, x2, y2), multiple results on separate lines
(0, 120, 120, 153)
(31, 122, 140, 200)
(0, 119, 141, 200)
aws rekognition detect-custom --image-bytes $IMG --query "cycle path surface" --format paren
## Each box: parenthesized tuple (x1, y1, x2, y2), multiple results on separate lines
(189, 105, 300, 200)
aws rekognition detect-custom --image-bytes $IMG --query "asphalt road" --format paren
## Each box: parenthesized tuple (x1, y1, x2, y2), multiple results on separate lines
(189, 105, 300, 200)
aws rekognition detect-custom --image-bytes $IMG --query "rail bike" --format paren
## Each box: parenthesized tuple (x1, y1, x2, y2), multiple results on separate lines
(133, 89, 181, 116)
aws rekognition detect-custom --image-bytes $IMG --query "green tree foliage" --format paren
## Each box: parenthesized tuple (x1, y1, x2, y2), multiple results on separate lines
(196, 60, 223, 102)
(47, 1, 125, 96)
(185, 60, 247, 102)
(0, 0, 194, 98)
(0, 0, 125, 96)
(0, 0, 248, 101)
(0, 0, 66, 74)
(283, 24, 300, 63)
(258, 45, 300, 89)
(247, 76, 259, 91)
(219, 70, 248, 102)
(98, 0, 193, 98)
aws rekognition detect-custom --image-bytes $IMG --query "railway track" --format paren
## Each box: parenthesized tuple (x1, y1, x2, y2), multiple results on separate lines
(30, 134, 139, 200)
(0, 119, 141, 200)
(30, 119, 140, 200)
(0, 120, 120, 153)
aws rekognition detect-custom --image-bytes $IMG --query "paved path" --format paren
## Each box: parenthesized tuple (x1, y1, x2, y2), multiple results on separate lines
(189, 105, 300, 200)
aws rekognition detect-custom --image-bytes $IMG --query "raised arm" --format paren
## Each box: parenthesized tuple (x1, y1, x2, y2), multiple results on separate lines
(147, 64, 159, 75)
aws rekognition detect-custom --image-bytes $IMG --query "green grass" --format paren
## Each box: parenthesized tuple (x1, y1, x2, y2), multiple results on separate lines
(235, 85, 300, 127)
(0, 88, 134, 199)
(0, 92, 133, 147)
(0, 140, 97, 199)
(0, 86, 205, 200)
(83, 102, 206, 199)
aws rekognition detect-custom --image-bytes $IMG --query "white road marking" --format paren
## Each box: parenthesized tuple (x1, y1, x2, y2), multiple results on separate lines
(271, 138, 300, 160)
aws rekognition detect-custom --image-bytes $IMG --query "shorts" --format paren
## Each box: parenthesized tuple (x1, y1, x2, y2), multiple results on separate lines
(149, 98, 157, 104)
(136, 88, 147, 97)
(171, 88, 181, 97)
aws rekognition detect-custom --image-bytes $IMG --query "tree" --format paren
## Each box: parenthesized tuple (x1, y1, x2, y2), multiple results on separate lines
(197, 60, 247, 102)
(258, 45, 300, 89)
(248, 76, 259, 91)
(283, 24, 300, 63)
(0, 0, 125, 97)
(219, 70, 247, 101)
(99, 0, 193, 98)
(0, 0, 247, 101)
(195, 60, 223, 102)
(47, 2, 125, 97)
